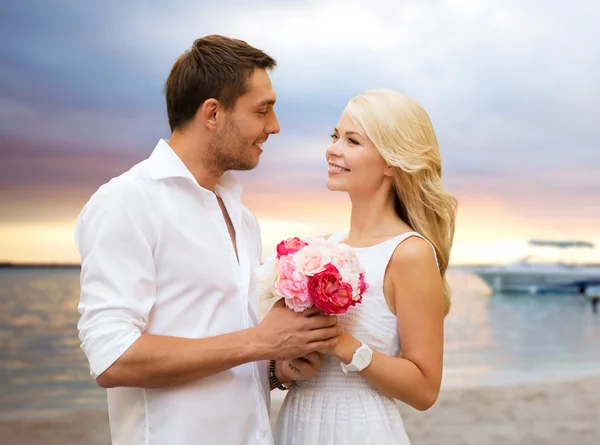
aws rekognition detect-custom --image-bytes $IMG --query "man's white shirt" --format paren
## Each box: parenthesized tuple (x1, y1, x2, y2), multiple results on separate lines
(75, 139, 272, 445)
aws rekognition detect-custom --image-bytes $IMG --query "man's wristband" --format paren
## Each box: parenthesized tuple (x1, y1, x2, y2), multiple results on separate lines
(269, 360, 293, 391)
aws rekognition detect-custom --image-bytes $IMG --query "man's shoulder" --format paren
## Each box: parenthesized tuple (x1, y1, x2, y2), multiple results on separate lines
(80, 161, 154, 221)
(74, 162, 158, 249)
(87, 159, 153, 204)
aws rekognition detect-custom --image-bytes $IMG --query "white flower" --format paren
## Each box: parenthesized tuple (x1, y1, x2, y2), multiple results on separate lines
(255, 254, 279, 300)
(293, 244, 332, 276)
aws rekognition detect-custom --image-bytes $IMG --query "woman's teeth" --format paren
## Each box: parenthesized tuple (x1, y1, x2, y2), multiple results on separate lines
(329, 165, 349, 172)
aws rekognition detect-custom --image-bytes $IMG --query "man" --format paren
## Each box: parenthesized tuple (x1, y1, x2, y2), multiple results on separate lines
(75, 35, 340, 445)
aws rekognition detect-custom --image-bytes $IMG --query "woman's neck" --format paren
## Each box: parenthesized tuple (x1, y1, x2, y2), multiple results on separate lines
(346, 187, 409, 244)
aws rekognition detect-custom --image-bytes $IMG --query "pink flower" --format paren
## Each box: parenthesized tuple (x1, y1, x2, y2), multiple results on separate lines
(358, 273, 369, 296)
(294, 244, 331, 276)
(262, 236, 367, 314)
(307, 264, 356, 315)
(274, 255, 311, 312)
(277, 254, 296, 276)
(276, 237, 308, 259)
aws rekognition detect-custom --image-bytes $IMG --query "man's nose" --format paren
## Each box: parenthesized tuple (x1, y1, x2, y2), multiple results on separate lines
(266, 111, 280, 135)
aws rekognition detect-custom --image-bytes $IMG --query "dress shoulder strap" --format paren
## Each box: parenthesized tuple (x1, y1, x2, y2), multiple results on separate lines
(326, 232, 346, 243)
(394, 232, 439, 268)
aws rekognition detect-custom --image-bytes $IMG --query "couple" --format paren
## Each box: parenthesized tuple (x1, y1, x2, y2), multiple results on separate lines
(75, 35, 457, 445)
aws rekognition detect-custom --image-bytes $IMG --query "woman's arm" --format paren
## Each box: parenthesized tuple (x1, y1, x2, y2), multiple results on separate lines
(328, 237, 445, 410)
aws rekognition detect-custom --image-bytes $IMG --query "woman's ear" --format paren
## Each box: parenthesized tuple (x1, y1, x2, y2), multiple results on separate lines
(384, 164, 394, 177)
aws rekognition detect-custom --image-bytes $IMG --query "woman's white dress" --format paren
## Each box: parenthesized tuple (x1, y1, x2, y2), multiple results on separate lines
(274, 231, 437, 445)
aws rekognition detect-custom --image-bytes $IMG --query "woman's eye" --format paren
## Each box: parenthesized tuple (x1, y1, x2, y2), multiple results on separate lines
(330, 133, 338, 140)
(348, 138, 359, 145)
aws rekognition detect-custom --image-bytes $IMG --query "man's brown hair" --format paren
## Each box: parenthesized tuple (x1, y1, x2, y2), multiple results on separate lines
(164, 35, 277, 132)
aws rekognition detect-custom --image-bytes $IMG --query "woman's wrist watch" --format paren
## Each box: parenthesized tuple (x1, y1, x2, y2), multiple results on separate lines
(340, 341, 373, 374)
(269, 360, 293, 390)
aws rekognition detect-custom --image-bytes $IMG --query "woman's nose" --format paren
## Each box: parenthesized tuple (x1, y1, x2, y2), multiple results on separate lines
(326, 141, 342, 159)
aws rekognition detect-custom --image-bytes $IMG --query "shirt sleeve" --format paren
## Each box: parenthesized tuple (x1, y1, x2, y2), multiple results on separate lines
(74, 180, 157, 379)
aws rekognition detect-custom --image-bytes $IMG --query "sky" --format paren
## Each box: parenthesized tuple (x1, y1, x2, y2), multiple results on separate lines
(1, 0, 599, 264)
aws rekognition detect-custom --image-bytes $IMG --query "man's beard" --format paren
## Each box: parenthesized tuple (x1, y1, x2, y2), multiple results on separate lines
(205, 118, 256, 175)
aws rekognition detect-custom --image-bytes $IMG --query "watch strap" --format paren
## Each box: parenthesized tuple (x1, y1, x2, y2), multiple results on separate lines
(340, 341, 373, 374)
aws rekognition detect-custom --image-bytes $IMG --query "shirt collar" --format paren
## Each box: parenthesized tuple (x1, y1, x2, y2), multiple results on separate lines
(148, 139, 243, 200)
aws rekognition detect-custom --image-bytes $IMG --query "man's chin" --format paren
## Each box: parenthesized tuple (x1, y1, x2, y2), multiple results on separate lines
(244, 158, 260, 171)
(228, 160, 259, 172)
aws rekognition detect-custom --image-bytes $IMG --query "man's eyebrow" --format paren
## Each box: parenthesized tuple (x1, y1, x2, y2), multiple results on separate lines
(254, 98, 276, 107)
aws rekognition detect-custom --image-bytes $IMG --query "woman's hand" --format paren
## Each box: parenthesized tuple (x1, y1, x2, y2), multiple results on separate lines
(318, 331, 362, 364)
(274, 352, 324, 384)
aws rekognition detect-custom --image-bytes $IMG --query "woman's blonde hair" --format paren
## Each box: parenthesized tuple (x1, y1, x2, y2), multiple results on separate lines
(346, 89, 457, 316)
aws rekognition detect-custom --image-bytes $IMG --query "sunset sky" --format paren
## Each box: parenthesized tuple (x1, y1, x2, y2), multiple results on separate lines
(1, 0, 599, 265)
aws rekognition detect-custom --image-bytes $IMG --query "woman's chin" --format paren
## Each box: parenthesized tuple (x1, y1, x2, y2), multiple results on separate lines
(325, 178, 346, 192)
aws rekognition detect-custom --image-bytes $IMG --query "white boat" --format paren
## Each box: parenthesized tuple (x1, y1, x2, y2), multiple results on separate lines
(472, 240, 600, 295)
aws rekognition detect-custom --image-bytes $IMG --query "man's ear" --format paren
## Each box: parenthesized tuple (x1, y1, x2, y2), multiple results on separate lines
(196, 98, 220, 131)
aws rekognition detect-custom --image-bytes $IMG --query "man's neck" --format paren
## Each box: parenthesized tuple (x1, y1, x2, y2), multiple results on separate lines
(167, 132, 222, 192)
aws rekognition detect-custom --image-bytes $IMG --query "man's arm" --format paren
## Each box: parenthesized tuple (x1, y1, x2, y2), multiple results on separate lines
(96, 302, 335, 388)
(76, 183, 340, 389)
(96, 332, 257, 388)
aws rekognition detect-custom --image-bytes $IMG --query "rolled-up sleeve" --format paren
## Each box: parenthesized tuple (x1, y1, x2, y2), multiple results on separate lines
(75, 180, 156, 379)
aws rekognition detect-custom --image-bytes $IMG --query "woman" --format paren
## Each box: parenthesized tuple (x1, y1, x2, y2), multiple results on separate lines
(274, 89, 457, 444)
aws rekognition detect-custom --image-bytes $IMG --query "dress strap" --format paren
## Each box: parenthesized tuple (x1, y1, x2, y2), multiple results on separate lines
(395, 232, 439, 268)
(330, 230, 439, 269)
(326, 232, 346, 243)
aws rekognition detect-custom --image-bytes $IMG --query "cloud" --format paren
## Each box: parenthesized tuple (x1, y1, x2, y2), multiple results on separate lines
(0, 136, 147, 225)
(0, 97, 168, 148)
(1, 0, 599, 263)
(3, 0, 599, 162)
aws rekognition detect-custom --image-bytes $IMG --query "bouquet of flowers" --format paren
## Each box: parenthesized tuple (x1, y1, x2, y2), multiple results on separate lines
(258, 236, 369, 315)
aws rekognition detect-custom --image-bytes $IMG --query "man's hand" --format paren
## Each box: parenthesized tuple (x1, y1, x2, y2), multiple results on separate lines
(274, 352, 323, 386)
(253, 299, 341, 361)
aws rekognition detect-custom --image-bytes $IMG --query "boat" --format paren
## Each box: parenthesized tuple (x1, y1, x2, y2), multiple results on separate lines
(471, 240, 600, 295)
